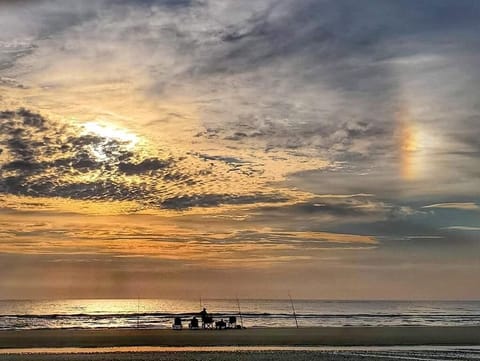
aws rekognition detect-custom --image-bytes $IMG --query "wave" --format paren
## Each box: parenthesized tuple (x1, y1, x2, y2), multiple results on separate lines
(1, 312, 480, 320)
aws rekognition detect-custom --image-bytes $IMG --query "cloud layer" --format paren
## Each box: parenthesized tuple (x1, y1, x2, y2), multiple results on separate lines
(0, 108, 291, 210)
(1, 0, 479, 299)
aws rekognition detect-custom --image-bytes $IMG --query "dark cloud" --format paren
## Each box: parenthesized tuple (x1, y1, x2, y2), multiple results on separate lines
(196, 153, 245, 165)
(161, 193, 288, 210)
(0, 109, 178, 202)
(0, 1, 98, 76)
(186, 0, 401, 162)
(177, 0, 480, 179)
(0, 109, 290, 210)
(118, 158, 172, 174)
(212, 115, 392, 162)
(248, 195, 416, 231)
(3, 159, 40, 171)
(200, 1, 390, 75)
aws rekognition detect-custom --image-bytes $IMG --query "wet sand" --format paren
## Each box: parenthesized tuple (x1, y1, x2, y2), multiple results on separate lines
(2, 348, 480, 361)
(1, 327, 480, 349)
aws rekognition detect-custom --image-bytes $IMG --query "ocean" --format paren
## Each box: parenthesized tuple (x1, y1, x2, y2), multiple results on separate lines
(0, 299, 479, 330)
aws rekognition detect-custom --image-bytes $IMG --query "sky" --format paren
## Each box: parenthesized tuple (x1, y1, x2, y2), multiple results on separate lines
(0, 0, 479, 300)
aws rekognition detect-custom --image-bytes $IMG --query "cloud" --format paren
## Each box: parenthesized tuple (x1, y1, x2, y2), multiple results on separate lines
(423, 203, 479, 211)
(0, 108, 294, 211)
(118, 158, 172, 174)
(0, 212, 376, 269)
(161, 193, 288, 210)
(196, 153, 246, 165)
(1, 0, 480, 299)
(254, 195, 415, 224)
(110, 0, 200, 8)
(3, 0, 480, 165)
(0, 76, 27, 88)
(2, 1, 479, 214)
(5, 0, 479, 189)
(443, 226, 480, 231)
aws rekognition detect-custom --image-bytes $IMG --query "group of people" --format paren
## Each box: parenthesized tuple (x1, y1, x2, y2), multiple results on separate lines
(172, 307, 237, 330)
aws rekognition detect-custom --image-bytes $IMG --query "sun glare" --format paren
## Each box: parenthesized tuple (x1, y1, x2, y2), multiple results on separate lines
(82, 121, 139, 147)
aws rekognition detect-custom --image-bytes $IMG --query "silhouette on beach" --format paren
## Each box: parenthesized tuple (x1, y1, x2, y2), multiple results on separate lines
(173, 306, 243, 330)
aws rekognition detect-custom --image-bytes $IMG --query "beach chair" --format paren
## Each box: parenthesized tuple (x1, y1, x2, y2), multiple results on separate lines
(228, 316, 237, 329)
(172, 317, 183, 330)
(189, 317, 199, 329)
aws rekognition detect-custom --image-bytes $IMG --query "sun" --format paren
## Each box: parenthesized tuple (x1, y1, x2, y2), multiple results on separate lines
(82, 121, 139, 147)
(80, 121, 141, 162)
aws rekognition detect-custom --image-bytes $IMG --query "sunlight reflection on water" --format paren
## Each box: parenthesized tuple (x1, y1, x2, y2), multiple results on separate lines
(1, 299, 480, 330)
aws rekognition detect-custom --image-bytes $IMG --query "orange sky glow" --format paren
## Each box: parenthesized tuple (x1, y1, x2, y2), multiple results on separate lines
(0, 0, 479, 300)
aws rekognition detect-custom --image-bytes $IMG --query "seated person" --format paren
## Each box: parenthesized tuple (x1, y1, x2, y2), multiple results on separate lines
(228, 316, 237, 328)
(215, 319, 226, 330)
(189, 316, 199, 329)
(172, 316, 182, 330)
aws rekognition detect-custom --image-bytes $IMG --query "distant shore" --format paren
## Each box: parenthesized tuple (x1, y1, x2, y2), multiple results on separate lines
(1, 327, 480, 349)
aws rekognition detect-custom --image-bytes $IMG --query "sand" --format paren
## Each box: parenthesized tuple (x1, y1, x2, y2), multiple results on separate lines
(2, 349, 480, 361)
(1, 327, 480, 349)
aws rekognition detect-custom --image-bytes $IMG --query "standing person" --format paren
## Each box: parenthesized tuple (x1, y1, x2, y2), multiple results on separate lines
(200, 307, 208, 328)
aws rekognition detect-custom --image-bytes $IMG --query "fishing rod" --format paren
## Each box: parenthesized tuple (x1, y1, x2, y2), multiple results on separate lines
(288, 291, 299, 329)
(236, 296, 244, 328)
(137, 295, 140, 329)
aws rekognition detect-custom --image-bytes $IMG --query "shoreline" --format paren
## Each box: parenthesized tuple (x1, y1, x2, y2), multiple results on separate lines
(3, 345, 480, 354)
(4, 349, 480, 361)
(1, 326, 480, 349)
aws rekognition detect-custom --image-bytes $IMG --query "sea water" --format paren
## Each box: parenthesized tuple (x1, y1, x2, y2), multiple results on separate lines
(0, 299, 479, 330)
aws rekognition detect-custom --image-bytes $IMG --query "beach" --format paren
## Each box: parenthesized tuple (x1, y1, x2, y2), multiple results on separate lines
(1, 326, 480, 348)
(2, 348, 480, 361)
(2, 327, 480, 360)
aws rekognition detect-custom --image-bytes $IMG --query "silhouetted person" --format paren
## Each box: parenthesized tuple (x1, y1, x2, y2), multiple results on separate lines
(172, 316, 182, 330)
(200, 307, 208, 328)
(215, 318, 226, 329)
(190, 316, 199, 329)
(228, 316, 237, 328)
